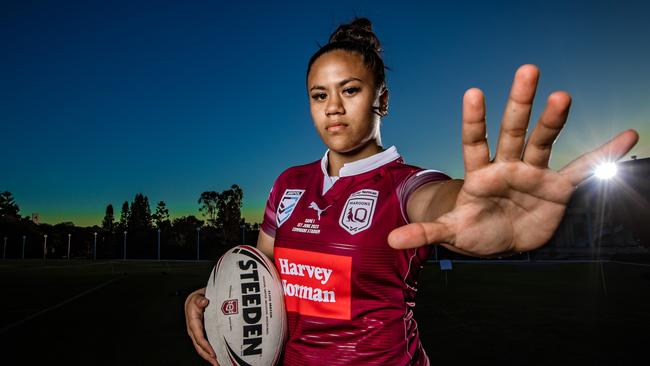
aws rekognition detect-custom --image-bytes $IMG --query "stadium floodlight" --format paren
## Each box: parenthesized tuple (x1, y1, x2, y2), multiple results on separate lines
(594, 162, 617, 180)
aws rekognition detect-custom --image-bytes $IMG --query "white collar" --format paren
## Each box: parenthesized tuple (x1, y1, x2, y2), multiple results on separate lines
(320, 146, 401, 178)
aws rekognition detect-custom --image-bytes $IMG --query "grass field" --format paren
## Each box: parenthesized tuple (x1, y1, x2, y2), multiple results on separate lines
(1, 259, 648, 365)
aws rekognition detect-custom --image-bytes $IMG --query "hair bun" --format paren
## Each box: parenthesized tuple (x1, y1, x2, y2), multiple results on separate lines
(307, 17, 387, 92)
(328, 17, 382, 55)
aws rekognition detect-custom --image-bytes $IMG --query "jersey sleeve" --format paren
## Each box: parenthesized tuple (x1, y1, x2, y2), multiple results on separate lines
(260, 176, 282, 238)
(397, 169, 451, 223)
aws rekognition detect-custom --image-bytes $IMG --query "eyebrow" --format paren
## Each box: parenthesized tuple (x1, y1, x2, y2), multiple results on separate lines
(309, 77, 363, 92)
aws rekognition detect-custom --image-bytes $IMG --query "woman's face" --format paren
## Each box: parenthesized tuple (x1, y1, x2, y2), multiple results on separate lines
(307, 50, 385, 154)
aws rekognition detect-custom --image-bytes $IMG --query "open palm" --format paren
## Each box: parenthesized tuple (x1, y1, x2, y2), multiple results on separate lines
(389, 65, 639, 256)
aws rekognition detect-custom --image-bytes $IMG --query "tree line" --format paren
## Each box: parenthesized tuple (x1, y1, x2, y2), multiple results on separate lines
(0, 185, 259, 260)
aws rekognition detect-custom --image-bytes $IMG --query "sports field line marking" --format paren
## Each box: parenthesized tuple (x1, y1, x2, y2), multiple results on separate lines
(610, 260, 650, 268)
(0, 277, 121, 335)
(429, 259, 650, 266)
(42, 261, 113, 269)
(0, 261, 112, 272)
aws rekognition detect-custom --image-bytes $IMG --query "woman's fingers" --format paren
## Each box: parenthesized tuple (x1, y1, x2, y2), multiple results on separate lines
(463, 65, 542, 172)
(559, 129, 639, 185)
(188, 296, 216, 357)
(462, 88, 490, 172)
(495, 64, 539, 162)
(189, 331, 219, 366)
(185, 289, 218, 365)
(388, 220, 455, 249)
(522, 91, 572, 167)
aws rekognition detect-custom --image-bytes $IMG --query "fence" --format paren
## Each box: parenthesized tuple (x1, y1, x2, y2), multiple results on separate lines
(1, 228, 259, 261)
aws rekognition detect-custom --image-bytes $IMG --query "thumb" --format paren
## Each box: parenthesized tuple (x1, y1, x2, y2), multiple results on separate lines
(196, 296, 210, 308)
(388, 220, 455, 250)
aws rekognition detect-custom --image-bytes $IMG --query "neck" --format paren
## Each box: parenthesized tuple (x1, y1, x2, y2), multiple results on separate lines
(327, 140, 382, 176)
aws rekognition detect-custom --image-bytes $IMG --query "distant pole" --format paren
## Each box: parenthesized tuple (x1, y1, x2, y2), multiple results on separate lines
(67, 234, 71, 261)
(196, 227, 200, 261)
(241, 224, 245, 244)
(157, 229, 161, 261)
(93, 232, 97, 261)
(43, 234, 48, 261)
(123, 231, 127, 260)
(3, 237, 6, 260)
(600, 261, 609, 296)
(22, 235, 26, 259)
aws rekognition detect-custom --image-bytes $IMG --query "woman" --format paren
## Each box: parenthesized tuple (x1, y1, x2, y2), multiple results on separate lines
(185, 18, 638, 365)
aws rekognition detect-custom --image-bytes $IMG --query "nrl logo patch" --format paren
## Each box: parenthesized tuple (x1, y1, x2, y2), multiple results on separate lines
(277, 189, 305, 227)
(339, 189, 378, 235)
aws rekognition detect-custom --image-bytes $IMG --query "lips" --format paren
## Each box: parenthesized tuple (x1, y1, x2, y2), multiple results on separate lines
(326, 122, 347, 132)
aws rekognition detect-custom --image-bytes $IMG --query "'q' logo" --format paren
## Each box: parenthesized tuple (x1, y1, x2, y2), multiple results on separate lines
(339, 189, 378, 235)
(221, 299, 238, 315)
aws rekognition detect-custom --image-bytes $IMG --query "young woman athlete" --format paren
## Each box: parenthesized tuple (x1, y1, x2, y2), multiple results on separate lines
(185, 18, 639, 365)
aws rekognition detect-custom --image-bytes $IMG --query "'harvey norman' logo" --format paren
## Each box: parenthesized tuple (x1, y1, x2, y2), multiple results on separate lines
(274, 247, 352, 320)
(278, 258, 335, 303)
(276, 189, 305, 227)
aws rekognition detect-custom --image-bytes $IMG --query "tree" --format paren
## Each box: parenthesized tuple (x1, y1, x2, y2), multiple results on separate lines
(171, 215, 204, 247)
(239, 218, 258, 245)
(198, 185, 244, 243)
(119, 201, 130, 231)
(102, 204, 115, 233)
(143, 195, 152, 228)
(198, 191, 219, 227)
(152, 201, 171, 229)
(0, 191, 20, 220)
(128, 193, 152, 232)
(217, 184, 243, 243)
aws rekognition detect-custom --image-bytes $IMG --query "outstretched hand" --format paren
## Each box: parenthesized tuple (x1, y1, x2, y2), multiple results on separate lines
(388, 64, 639, 256)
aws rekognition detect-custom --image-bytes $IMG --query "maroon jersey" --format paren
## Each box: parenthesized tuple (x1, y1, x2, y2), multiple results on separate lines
(261, 147, 449, 365)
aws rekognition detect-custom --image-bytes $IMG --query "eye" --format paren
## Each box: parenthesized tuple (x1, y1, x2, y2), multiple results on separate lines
(343, 87, 360, 96)
(311, 93, 327, 101)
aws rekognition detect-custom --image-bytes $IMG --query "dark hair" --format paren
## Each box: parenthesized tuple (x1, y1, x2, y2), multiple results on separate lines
(307, 18, 387, 91)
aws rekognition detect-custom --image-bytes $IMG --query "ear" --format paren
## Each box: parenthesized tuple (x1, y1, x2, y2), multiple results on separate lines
(379, 87, 389, 116)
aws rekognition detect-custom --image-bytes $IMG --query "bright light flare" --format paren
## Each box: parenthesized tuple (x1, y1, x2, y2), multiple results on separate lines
(594, 162, 617, 180)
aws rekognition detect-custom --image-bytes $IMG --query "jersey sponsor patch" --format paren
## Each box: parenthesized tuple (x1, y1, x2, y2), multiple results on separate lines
(274, 247, 352, 320)
(339, 189, 379, 235)
(276, 189, 305, 228)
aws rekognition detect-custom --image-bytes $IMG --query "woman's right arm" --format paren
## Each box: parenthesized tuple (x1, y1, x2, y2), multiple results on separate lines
(184, 230, 275, 364)
(256, 229, 276, 260)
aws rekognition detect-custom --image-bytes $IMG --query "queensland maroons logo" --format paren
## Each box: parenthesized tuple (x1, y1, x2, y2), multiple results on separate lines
(339, 189, 378, 235)
(221, 299, 238, 315)
(276, 189, 305, 227)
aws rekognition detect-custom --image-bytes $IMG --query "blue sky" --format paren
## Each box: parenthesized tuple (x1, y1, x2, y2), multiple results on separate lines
(1, 0, 648, 226)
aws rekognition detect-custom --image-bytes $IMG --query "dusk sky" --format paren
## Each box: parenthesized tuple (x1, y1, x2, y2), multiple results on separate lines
(2, 0, 648, 227)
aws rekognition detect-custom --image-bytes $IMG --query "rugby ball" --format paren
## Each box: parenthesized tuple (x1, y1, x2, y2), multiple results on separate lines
(204, 245, 287, 366)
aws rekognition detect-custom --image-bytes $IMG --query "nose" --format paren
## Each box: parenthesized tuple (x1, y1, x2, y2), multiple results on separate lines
(325, 94, 344, 116)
